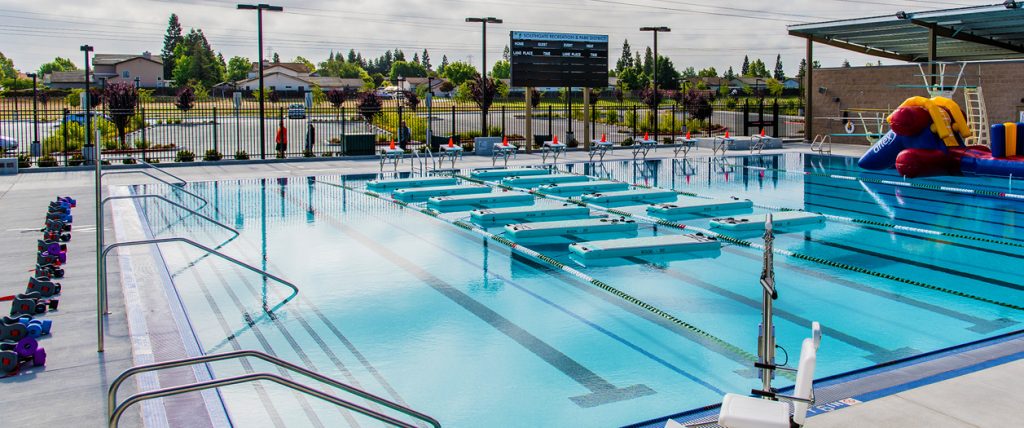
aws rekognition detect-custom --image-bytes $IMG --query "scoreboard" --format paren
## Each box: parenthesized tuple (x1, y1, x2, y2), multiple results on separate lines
(509, 31, 609, 88)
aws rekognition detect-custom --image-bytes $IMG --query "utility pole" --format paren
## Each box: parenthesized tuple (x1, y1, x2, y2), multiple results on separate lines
(466, 17, 503, 136)
(640, 26, 670, 142)
(238, 3, 284, 159)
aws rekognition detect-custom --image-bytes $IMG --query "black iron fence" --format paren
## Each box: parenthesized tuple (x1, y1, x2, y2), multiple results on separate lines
(0, 95, 804, 167)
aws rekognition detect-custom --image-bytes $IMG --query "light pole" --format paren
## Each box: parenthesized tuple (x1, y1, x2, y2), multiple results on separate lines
(81, 44, 103, 352)
(426, 75, 434, 144)
(26, 73, 39, 156)
(640, 26, 670, 142)
(466, 17, 502, 136)
(238, 3, 284, 160)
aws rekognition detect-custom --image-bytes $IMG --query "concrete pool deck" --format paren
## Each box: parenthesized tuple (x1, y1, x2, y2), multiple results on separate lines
(0, 142, 1020, 427)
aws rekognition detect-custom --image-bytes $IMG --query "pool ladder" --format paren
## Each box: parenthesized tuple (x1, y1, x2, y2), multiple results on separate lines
(107, 350, 441, 428)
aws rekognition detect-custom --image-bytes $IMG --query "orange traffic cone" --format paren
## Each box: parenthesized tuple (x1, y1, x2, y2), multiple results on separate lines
(448, 137, 454, 148)
(643, 132, 649, 141)
(502, 136, 509, 146)
(553, 135, 559, 145)
(724, 130, 730, 138)
(389, 139, 396, 150)
(759, 128, 766, 137)
(600, 133, 607, 143)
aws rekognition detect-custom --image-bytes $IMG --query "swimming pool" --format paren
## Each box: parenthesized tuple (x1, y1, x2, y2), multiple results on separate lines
(130, 153, 1023, 427)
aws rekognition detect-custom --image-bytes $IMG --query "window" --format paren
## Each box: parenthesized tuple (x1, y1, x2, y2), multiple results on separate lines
(122, 71, 130, 78)
(285, 86, 292, 89)
(270, 86, 276, 91)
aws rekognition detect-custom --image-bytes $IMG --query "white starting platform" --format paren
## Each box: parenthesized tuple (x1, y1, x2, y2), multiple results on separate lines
(379, 147, 406, 171)
(537, 180, 629, 196)
(647, 198, 753, 217)
(541, 141, 567, 163)
(502, 173, 589, 187)
(470, 167, 550, 180)
(674, 137, 698, 157)
(711, 136, 734, 156)
(393, 185, 490, 202)
(470, 205, 591, 224)
(750, 134, 769, 154)
(589, 140, 615, 162)
(367, 176, 458, 191)
(581, 188, 677, 205)
(632, 138, 659, 160)
(505, 218, 637, 239)
(710, 211, 825, 231)
(428, 192, 534, 208)
(492, 142, 519, 167)
(437, 144, 464, 168)
(569, 234, 720, 259)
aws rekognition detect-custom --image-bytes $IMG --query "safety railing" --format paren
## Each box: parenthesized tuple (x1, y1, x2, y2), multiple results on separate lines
(101, 169, 208, 209)
(107, 350, 440, 428)
(98, 237, 299, 352)
(102, 194, 238, 239)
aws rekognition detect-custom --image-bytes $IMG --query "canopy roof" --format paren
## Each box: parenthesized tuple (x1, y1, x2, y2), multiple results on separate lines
(788, 2, 1024, 62)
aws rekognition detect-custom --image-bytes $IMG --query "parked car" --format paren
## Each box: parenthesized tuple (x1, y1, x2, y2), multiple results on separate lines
(63, 112, 113, 125)
(0, 135, 18, 153)
(287, 104, 306, 119)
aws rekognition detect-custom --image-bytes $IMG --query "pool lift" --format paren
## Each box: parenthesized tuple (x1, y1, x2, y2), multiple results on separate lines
(682, 214, 823, 428)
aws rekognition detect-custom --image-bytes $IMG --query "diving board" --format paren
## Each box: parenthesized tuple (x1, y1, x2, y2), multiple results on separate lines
(502, 173, 589, 187)
(470, 168, 550, 179)
(581, 188, 676, 205)
(393, 185, 490, 202)
(710, 211, 825, 231)
(537, 180, 629, 196)
(569, 234, 720, 259)
(647, 198, 753, 217)
(504, 218, 637, 239)
(428, 192, 534, 207)
(367, 176, 458, 191)
(471, 205, 591, 223)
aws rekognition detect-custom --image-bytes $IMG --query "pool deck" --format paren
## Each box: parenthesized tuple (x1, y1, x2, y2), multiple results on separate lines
(1, 142, 1020, 427)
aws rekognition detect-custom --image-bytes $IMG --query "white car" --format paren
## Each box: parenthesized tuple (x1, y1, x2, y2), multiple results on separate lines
(0, 136, 18, 153)
(287, 104, 306, 119)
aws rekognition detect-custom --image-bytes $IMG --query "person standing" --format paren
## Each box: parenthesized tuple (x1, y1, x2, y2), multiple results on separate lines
(275, 119, 288, 158)
(398, 120, 411, 150)
(304, 122, 316, 154)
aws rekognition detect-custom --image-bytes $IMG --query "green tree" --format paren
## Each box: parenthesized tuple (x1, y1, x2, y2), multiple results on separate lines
(795, 58, 807, 83)
(161, 14, 183, 80)
(38, 57, 77, 75)
(0, 51, 17, 80)
(389, 60, 427, 82)
(172, 29, 223, 88)
(741, 55, 750, 76)
(724, 66, 736, 80)
(226, 56, 251, 82)
(440, 61, 479, 86)
(642, 47, 654, 75)
(767, 78, 784, 97)
(697, 67, 718, 78)
(680, 66, 697, 79)
(370, 72, 386, 88)
(421, 49, 431, 70)
(842, 59, 851, 68)
(616, 39, 633, 73)
(746, 59, 770, 78)
(654, 55, 681, 90)
(491, 60, 510, 79)
(616, 65, 649, 91)
(438, 55, 449, 73)
(773, 54, 785, 80)
(294, 56, 315, 73)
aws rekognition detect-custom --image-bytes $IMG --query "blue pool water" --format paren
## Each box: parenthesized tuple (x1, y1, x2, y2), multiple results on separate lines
(133, 153, 1023, 427)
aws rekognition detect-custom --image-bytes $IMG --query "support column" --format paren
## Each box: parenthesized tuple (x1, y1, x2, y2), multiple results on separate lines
(525, 87, 533, 154)
(928, 28, 938, 87)
(805, 38, 814, 143)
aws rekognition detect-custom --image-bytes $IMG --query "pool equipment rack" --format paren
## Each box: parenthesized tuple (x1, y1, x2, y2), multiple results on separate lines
(108, 349, 440, 428)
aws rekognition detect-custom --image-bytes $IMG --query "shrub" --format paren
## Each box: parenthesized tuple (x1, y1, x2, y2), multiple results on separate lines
(357, 92, 383, 122)
(145, 158, 160, 164)
(203, 149, 222, 161)
(17, 154, 31, 168)
(37, 155, 58, 167)
(620, 137, 634, 147)
(235, 150, 249, 160)
(134, 140, 150, 150)
(321, 152, 333, 157)
(303, 149, 315, 158)
(605, 110, 620, 124)
(329, 137, 340, 145)
(175, 150, 195, 162)
(68, 154, 85, 166)
(122, 157, 137, 165)
(175, 87, 195, 111)
(487, 126, 503, 137)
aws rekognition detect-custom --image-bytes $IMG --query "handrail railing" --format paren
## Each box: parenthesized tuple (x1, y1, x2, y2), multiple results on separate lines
(140, 158, 189, 186)
(101, 169, 208, 209)
(108, 350, 441, 428)
(98, 237, 299, 352)
(109, 372, 425, 428)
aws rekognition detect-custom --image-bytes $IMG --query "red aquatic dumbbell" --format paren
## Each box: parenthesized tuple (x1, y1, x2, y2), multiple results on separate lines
(9, 293, 58, 317)
(0, 317, 28, 342)
(26, 277, 61, 298)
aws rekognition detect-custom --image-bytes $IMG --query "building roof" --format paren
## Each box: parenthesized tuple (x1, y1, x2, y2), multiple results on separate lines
(93, 53, 162, 65)
(788, 2, 1024, 62)
(46, 71, 92, 84)
(252, 62, 311, 74)
(306, 77, 366, 88)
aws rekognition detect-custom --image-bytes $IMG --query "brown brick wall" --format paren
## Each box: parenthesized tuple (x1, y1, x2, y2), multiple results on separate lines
(809, 61, 1024, 145)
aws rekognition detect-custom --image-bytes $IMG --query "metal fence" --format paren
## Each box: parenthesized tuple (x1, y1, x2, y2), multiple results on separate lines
(0, 94, 804, 167)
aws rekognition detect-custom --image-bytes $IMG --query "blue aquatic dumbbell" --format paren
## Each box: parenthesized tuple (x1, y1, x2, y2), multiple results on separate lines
(56, 196, 76, 207)
(16, 317, 52, 338)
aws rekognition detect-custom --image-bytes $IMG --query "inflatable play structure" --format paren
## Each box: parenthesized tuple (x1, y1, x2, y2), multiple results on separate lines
(858, 95, 1024, 178)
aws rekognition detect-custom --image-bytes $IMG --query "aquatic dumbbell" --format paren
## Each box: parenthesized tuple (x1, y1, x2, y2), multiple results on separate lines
(36, 251, 65, 266)
(35, 263, 64, 279)
(55, 196, 76, 207)
(14, 317, 52, 338)
(41, 230, 71, 243)
(47, 205, 70, 215)
(43, 219, 71, 233)
(45, 212, 72, 223)
(37, 240, 67, 254)
(26, 277, 61, 298)
(0, 339, 45, 374)
(9, 293, 58, 317)
(48, 200, 71, 210)
(0, 318, 28, 342)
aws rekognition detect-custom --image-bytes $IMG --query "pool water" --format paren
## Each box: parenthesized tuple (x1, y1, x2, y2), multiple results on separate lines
(133, 153, 1023, 427)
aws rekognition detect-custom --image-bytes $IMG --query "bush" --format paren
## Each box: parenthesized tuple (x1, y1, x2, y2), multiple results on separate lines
(17, 154, 30, 168)
(567, 138, 580, 148)
(37, 155, 58, 167)
(144, 158, 160, 164)
(175, 150, 195, 162)
(203, 149, 222, 161)
(122, 157, 137, 165)
(605, 110, 619, 125)
(487, 126, 503, 137)
(134, 140, 150, 150)
(235, 150, 249, 160)
(321, 152, 333, 157)
(68, 154, 85, 166)
(303, 149, 315, 158)
(620, 137, 634, 147)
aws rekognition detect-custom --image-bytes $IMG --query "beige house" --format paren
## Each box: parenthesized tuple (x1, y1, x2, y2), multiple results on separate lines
(92, 52, 164, 88)
(237, 68, 366, 92)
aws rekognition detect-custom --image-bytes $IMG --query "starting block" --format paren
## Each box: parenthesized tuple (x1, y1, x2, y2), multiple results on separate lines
(589, 139, 615, 162)
(379, 146, 406, 171)
(492, 142, 518, 167)
(632, 138, 658, 160)
(541, 140, 567, 164)
(438, 143, 464, 168)
(712, 134, 734, 157)
(674, 136, 698, 157)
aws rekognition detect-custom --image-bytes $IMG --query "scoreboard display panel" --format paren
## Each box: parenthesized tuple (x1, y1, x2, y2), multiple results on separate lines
(509, 31, 608, 88)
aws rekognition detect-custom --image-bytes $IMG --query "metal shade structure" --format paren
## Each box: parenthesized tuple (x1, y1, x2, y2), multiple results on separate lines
(788, 2, 1024, 62)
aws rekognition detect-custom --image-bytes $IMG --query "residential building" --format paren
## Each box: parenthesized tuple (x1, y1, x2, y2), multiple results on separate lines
(44, 52, 164, 89)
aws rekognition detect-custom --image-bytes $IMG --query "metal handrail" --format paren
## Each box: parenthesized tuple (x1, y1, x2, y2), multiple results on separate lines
(109, 372, 424, 428)
(98, 237, 299, 352)
(108, 350, 441, 428)
(103, 163, 186, 187)
(140, 158, 189, 186)
(101, 169, 208, 209)
(102, 194, 238, 238)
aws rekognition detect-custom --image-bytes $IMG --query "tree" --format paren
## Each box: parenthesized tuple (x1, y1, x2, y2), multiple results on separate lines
(746, 59, 770, 78)
(697, 67, 718, 78)
(491, 60, 510, 79)
(318, 54, 372, 85)
(741, 55, 750, 76)
(294, 56, 315, 74)
(441, 61, 479, 86)
(175, 86, 195, 111)
(0, 51, 16, 80)
(161, 14, 183, 79)
(724, 66, 736, 80)
(402, 91, 420, 110)
(439, 55, 449, 73)
(412, 53, 420, 65)
(370, 73, 386, 88)
(326, 88, 348, 109)
(389, 61, 427, 82)
(773, 54, 785, 80)
(654, 55, 681, 90)
(421, 49, 431, 70)
(529, 88, 542, 108)
(766, 78, 784, 97)
(842, 59, 851, 68)
(639, 86, 662, 110)
(105, 82, 138, 148)
(226, 56, 251, 82)
(617, 65, 649, 91)
(38, 57, 77, 75)
(272, 52, 280, 63)
(681, 66, 697, 79)
(466, 76, 499, 126)
(393, 49, 405, 62)
(642, 47, 654, 75)
(795, 58, 807, 83)
(172, 29, 223, 88)
(356, 91, 382, 123)
(616, 39, 633, 73)
(682, 88, 713, 122)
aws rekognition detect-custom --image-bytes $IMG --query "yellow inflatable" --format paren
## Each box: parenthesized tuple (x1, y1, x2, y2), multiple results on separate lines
(888, 96, 972, 147)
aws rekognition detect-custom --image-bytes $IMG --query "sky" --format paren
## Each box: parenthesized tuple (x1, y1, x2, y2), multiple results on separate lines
(0, 0, 989, 76)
